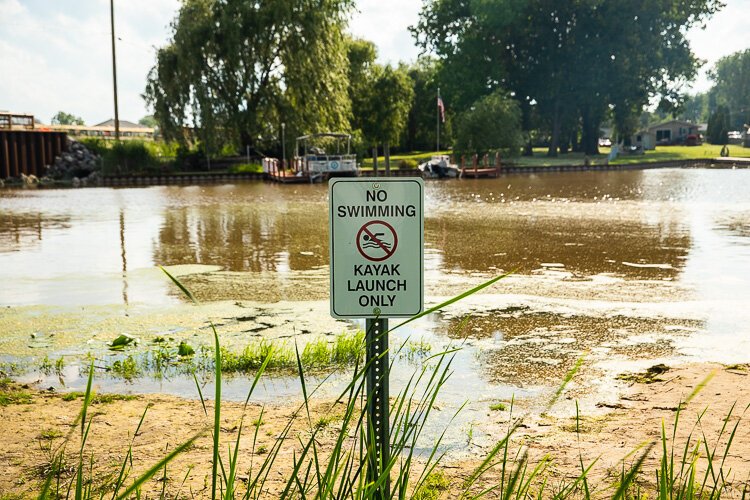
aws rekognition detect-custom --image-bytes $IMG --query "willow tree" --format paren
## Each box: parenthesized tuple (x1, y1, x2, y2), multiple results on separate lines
(144, 0, 353, 154)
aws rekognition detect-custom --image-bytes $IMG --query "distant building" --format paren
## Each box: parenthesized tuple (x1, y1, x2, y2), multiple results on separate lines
(631, 130, 655, 150)
(631, 120, 701, 150)
(47, 118, 155, 140)
(0, 112, 35, 130)
(648, 120, 699, 145)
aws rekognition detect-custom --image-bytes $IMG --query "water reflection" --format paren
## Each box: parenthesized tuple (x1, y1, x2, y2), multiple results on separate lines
(427, 207, 690, 278)
(0, 211, 70, 253)
(154, 203, 328, 273)
(2, 171, 732, 307)
(3, 168, 750, 425)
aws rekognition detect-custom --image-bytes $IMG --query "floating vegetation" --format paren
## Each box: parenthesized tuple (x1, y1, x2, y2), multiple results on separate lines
(109, 334, 138, 351)
(617, 363, 670, 384)
(39, 355, 65, 375)
(399, 338, 433, 361)
(177, 341, 195, 356)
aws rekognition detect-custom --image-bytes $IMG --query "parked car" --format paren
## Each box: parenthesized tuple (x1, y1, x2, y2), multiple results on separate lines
(685, 134, 701, 146)
(728, 131, 744, 145)
(598, 137, 612, 147)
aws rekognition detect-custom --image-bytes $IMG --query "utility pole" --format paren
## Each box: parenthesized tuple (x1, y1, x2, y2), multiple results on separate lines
(110, 0, 120, 141)
(281, 122, 286, 168)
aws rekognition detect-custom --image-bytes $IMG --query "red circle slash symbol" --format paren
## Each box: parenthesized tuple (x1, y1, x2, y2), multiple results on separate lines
(356, 220, 398, 262)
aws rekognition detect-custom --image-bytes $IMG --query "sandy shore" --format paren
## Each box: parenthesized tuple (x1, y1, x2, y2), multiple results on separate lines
(1, 362, 749, 497)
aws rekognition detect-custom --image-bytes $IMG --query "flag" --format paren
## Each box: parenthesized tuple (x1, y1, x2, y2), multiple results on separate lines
(437, 95, 445, 123)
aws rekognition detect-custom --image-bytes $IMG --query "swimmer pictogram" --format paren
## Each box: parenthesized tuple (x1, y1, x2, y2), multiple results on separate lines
(356, 220, 398, 262)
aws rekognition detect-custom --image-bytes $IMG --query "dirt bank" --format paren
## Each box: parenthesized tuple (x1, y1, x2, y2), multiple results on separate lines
(1, 362, 748, 497)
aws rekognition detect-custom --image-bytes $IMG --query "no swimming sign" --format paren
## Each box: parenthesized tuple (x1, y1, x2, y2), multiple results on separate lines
(329, 178, 424, 318)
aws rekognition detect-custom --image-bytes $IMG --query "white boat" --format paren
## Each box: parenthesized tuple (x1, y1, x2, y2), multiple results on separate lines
(418, 155, 459, 178)
(295, 133, 358, 181)
(265, 132, 358, 183)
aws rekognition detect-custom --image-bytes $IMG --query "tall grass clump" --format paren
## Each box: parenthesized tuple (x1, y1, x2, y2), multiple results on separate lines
(650, 374, 749, 500)
(221, 332, 365, 373)
(95, 332, 365, 380)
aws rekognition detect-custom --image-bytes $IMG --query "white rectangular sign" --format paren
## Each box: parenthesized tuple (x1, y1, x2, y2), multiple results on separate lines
(329, 178, 424, 318)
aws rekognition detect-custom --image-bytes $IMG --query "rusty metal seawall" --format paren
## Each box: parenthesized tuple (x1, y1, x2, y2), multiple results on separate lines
(0, 130, 68, 179)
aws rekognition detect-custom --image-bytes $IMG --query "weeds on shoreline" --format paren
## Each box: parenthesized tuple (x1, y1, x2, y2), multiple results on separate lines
(30, 270, 749, 498)
(103, 331, 367, 380)
(0, 377, 33, 406)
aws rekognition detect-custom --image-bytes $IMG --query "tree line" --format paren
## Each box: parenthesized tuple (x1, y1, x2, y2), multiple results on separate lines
(144, 0, 726, 160)
(678, 48, 750, 145)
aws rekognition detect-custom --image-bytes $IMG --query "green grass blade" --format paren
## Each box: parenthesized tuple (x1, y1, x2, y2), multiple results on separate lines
(210, 323, 221, 500)
(37, 454, 60, 500)
(115, 432, 202, 500)
(81, 360, 94, 438)
(243, 345, 274, 411)
(613, 442, 656, 500)
(295, 340, 311, 425)
(544, 355, 584, 415)
(193, 371, 208, 417)
(160, 266, 198, 304)
(684, 371, 715, 404)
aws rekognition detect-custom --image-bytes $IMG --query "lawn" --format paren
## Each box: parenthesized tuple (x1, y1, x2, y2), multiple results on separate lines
(609, 144, 750, 165)
(359, 150, 451, 169)
(360, 145, 750, 169)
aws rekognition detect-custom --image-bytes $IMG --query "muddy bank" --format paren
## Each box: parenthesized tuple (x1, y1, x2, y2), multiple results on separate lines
(1, 362, 748, 497)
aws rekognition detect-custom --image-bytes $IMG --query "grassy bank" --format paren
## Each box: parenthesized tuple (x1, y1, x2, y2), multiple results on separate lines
(358, 145, 750, 171)
(8, 351, 748, 498)
(609, 144, 750, 165)
(516, 145, 750, 167)
(359, 151, 451, 170)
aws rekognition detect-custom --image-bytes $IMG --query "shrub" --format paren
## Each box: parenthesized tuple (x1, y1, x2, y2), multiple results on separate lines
(397, 158, 418, 169)
(228, 163, 263, 174)
(454, 90, 523, 157)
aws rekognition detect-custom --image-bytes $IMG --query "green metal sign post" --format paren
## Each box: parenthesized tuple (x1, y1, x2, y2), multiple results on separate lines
(329, 178, 424, 498)
(365, 317, 390, 497)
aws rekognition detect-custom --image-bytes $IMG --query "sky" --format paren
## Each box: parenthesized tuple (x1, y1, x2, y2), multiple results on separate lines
(0, 0, 747, 125)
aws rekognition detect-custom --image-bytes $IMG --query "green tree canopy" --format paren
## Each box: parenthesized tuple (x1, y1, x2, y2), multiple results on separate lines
(138, 115, 158, 128)
(707, 104, 730, 145)
(454, 90, 522, 156)
(346, 37, 378, 147)
(403, 58, 451, 152)
(413, 0, 722, 155)
(50, 111, 84, 126)
(710, 49, 750, 130)
(345, 39, 414, 154)
(679, 93, 710, 124)
(360, 65, 414, 147)
(145, 0, 353, 154)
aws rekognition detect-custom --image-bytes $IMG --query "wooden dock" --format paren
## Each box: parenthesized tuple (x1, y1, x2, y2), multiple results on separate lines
(460, 153, 501, 178)
(1, 129, 68, 179)
(267, 169, 320, 183)
(263, 157, 322, 183)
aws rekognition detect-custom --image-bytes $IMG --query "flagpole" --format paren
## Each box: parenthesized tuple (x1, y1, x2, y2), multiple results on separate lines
(437, 87, 440, 152)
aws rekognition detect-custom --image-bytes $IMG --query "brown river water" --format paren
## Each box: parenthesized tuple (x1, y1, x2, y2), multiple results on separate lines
(2, 168, 750, 450)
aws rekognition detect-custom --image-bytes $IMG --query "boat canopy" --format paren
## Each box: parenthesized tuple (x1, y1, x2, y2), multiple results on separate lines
(296, 133, 351, 141)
